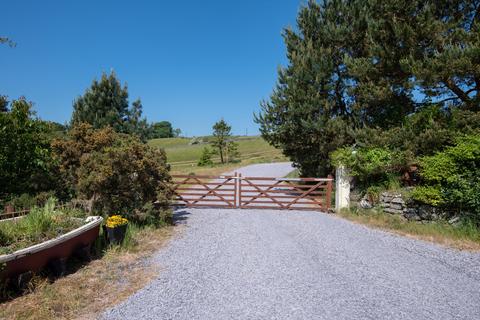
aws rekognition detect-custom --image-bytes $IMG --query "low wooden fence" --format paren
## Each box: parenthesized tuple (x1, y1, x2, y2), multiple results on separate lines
(0, 207, 30, 220)
(172, 173, 333, 211)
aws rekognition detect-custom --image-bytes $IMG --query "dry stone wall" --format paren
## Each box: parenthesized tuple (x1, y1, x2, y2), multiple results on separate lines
(379, 192, 449, 222)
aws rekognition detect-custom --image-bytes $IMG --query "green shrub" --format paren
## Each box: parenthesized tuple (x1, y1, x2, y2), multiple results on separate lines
(411, 186, 445, 206)
(366, 186, 382, 204)
(0, 98, 59, 197)
(331, 146, 400, 192)
(414, 135, 480, 222)
(53, 123, 173, 225)
(6, 191, 57, 210)
(7, 194, 36, 210)
(197, 147, 214, 166)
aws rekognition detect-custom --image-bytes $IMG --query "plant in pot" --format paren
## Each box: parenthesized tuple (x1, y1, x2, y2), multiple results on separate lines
(104, 215, 128, 245)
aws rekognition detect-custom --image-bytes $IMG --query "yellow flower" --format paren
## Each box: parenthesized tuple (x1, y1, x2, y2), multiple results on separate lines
(106, 215, 128, 228)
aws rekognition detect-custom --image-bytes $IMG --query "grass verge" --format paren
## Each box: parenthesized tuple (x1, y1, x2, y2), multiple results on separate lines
(338, 207, 480, 251)
(0, 224, 175, 320)
(284, 169, 300, 178)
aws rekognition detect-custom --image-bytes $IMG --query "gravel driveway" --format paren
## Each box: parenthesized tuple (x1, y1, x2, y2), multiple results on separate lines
(223, 162, 295, 177)
(103, 163, 480, 320)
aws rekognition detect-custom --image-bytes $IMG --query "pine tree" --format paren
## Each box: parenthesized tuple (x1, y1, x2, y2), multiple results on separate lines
(256, 0, 480, 176)
(71, 71, 149, 140)
(0, 95, 8, 112)
(198, 147, 214, 166)
(255, 0, 355, 177)
(211, 119, 232, 164)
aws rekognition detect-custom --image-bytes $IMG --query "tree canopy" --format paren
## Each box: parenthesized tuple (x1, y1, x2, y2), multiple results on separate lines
(211, 119, 232, 164)
(151, 121, 174, 138)
(210, 119, 239, 164)
(0, 98, 56, 196)
(71, 72, 150, 141)
(256, 0, 480, 177)
(0, 95, 8, 112)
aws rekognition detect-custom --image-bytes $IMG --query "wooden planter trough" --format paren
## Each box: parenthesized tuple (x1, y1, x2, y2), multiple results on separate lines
(0, 216, 103, 281)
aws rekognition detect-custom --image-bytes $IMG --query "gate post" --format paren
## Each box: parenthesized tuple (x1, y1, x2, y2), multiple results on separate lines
(233, 172, 237, 208)
(326, 175, 333, 210)
(237, 172, 242, 208)
(335, 166, 350, 213)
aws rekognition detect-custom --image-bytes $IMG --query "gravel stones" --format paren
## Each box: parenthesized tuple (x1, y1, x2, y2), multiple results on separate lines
(103, 208, 480, 320)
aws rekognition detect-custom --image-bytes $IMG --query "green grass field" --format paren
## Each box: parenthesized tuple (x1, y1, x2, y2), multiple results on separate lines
(148, 136, 287, 174)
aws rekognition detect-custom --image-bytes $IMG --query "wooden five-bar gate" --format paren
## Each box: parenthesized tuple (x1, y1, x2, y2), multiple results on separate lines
(172, 173, 333, 211)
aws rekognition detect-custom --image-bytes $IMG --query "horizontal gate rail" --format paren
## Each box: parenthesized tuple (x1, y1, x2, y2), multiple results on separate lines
(171, 173, 333, 211)
(172, 174, 238, 208)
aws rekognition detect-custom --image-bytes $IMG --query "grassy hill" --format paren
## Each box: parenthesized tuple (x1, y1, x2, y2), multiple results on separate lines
(148, 136, 287, 174)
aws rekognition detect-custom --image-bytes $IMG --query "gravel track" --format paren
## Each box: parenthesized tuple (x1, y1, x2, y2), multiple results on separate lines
(103, 163, 480, 320)
(223, 162, 295, 177)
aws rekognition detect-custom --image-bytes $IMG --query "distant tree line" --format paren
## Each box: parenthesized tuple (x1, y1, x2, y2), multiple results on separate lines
(2, 72, 181, 142)
(71, 72, 181, 141)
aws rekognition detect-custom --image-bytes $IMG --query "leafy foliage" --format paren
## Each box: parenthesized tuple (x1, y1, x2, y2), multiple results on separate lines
(413, 135, 480, 221)
(0, 95, 8, 112)
(197, 147, 214, 166)
(71, 72, 150, 141)
(6, 191, 56, 210)
(0, 98, 58, 197)
(150, 121, 174, 138)
(356, 106, 480, 160)
(52, 123, 173, 224)
(226, 140, 240, 163)
(410, 186, 445, 207)
(331, 147, 399, 191)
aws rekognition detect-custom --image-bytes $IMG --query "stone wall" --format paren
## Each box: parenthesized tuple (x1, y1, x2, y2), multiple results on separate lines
(379, 192, 449, 222)
(380, 192, 405, 215)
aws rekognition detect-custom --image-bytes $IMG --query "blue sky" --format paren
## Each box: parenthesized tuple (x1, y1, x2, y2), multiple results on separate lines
(1, 1, 302, 136)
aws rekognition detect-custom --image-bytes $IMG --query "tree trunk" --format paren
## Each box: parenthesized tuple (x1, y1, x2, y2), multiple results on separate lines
(219, 147, 224, 163)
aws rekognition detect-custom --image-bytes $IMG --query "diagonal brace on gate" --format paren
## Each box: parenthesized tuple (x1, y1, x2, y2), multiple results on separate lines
(240, 179, 287, 208)
(190, 177, 235, 206)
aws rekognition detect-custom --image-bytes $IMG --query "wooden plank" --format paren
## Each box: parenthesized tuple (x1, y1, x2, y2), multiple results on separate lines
(175, 187, 235, 192)
(173, 182, 236, 186)
(240, 200, 324, 205)
(172, 175, 236, 179)
(239, 189, 326, 195)
(240, 194, 323, 200)
(239, 205, 324, 210)
(239, 183, 328, 189)
(174, 198, 235, 203)
(174, 192, 234, 197)
(242, 177, 333, 182)
(174, 203, 235, 208)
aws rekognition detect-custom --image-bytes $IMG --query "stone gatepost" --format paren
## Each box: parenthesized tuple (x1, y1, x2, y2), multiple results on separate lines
(335, 166, 350, 213)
